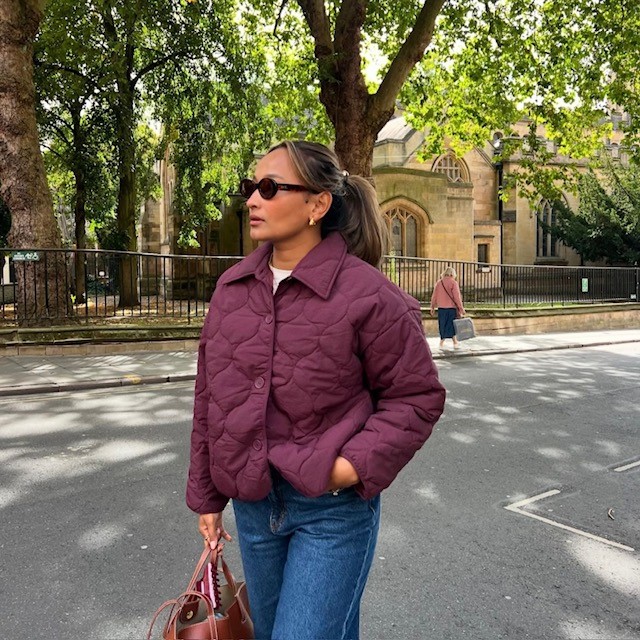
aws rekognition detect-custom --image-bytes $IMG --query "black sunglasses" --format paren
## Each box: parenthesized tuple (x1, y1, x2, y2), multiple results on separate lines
(239, 177, 310, 200)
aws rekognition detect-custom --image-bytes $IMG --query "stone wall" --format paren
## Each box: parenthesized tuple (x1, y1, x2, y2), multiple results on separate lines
(375, 167, 475, 261)
(422, 304, 640, 336)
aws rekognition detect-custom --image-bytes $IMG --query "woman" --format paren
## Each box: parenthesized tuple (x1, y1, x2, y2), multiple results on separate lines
(430, 266, 466, 349)
(187, 140, 446, 640)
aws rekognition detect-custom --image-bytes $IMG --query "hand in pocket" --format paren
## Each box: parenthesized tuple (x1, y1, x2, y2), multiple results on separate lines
(327, 456, 359, 492)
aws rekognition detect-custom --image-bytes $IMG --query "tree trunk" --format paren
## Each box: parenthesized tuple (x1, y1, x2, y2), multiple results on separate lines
(0, 0, 70, 325)
(113, 59, 139, 308)
(71, 106, 87, 304)
(73, 166, 87, 304)
(301, 0, 444, 176)
(115, 100, 140, 308)
(99, 4, 140, 307)
(333, 118, 379, 177)
(319, 68, 384, 176)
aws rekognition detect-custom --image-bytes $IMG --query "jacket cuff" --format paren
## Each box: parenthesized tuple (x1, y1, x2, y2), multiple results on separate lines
(187, 494, 230, 515)
(338, 450, 378, 500)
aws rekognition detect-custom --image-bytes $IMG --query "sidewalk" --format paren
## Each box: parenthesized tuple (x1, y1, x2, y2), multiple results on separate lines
(0, 329, 639, 397)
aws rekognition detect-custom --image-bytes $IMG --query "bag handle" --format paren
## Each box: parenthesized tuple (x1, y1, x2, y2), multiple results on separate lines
(186, 546, 215, 592)
(205, 549, 250, 623)
(147, 598, 178, 640)
(147, 548, 216, 640)
(216, 554, 251, 624)
(172, 591, 219, 640)
(147, 590, 219, 640)
(147, 547, 249, 638)
(186, 546, 240, 595)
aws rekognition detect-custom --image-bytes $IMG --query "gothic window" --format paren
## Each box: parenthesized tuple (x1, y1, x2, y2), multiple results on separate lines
(406, 216, 417, 257)
(432, 153, 468, 183)
(537, 200, 558, 258)
(385, 207, 420, 256)
(391, 216, 402, 255)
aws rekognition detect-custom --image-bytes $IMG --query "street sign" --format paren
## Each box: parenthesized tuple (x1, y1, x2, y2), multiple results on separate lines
(581, 278, 589, 293)
(11, 251, 40, 262)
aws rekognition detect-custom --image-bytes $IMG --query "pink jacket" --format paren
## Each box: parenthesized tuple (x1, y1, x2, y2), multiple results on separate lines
(187, 233, 446, 514)
(430, 276, 465, 317)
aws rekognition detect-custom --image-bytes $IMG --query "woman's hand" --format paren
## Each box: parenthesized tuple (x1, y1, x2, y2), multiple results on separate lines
(327, 456, 359, 492)
(198, 512, 232, 552)
(429, 309, 435, 316)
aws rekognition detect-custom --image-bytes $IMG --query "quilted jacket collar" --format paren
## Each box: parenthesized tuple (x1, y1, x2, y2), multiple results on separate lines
(223, 232, 349, 300)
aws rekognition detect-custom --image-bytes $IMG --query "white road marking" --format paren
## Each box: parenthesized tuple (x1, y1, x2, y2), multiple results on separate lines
(506, 489, 561, 508)
(504, 490, 635, 553)
(614, 460, 640, 472)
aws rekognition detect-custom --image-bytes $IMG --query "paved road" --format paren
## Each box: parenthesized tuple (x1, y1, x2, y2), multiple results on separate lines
(0, 343, 638, 639)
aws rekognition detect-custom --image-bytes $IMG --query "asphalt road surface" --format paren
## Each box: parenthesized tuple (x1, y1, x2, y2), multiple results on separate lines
(0, 342, 638, 640)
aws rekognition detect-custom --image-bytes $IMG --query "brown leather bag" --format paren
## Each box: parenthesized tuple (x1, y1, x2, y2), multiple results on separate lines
(147, 547, 254, 640)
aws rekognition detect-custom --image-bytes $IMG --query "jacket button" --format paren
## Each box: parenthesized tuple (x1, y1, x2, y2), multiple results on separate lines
(265, 314, 273, 324)
(252, 439, 262, 451)
(254, 376, 265, 389)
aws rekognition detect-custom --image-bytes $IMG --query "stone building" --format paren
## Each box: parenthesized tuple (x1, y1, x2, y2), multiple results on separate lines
(139, 116, 626, 267)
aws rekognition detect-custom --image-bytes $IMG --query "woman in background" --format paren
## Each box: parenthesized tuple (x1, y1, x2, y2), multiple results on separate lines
(430, 266, 465, 349)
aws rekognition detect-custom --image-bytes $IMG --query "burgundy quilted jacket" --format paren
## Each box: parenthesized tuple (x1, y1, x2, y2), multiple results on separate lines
(187, 233, 446, 514)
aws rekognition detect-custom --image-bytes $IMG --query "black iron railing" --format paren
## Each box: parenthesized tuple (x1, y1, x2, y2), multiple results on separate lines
(0, 248, 241, 324)
(380, 256, 640, 306)
(1, 248, 638, 325)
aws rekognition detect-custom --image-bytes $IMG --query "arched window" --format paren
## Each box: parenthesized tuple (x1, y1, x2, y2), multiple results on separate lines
(385, 207, 419, 256)
(432, 153, 469, 183)
(537, 200, 558, 258)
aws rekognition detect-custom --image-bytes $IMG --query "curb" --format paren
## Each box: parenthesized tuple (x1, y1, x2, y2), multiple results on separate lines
(432, 338, 640, 359)
(0, 373, 196, 398)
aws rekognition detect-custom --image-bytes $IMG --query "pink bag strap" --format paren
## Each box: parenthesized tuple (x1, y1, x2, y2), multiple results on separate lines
(187, 546, 240, 595)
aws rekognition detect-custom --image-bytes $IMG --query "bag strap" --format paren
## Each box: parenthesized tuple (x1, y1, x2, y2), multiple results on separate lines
(173, 591, 219, 640)
(147, 598, 179, 640)
(217, 555, 251, 623)
(147, 590, 219, 640)
(191, 546, 239, 597)
(440, 279, 457, 307)
(147, 548, 219, 640)
(212, 551, 250, 622)
(186, 547, 214, 592)
(147, 547, 249, 638)
(218, 554, 237, 593)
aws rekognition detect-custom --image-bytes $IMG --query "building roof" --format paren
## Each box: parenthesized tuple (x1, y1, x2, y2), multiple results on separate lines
(376, 116, 414, 144)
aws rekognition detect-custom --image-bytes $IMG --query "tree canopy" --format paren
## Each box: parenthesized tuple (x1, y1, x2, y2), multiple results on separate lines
(29, 0, 640, 255)
(551, 161, 640, 265)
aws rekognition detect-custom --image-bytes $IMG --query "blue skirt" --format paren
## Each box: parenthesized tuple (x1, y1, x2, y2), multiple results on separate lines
(438, 307, 457, 339)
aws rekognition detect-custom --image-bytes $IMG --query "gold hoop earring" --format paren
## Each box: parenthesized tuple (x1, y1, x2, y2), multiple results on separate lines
(309, 218, 316, 226)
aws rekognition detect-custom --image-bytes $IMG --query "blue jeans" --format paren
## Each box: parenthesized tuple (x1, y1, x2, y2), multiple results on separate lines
(232, 471, 381, 640)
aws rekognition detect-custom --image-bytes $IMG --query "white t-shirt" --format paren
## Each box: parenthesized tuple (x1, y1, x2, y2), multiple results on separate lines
(269, 263, 293, 294)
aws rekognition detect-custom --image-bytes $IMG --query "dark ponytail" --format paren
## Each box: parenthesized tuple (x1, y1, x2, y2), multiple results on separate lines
(269, 140, 388, 267)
